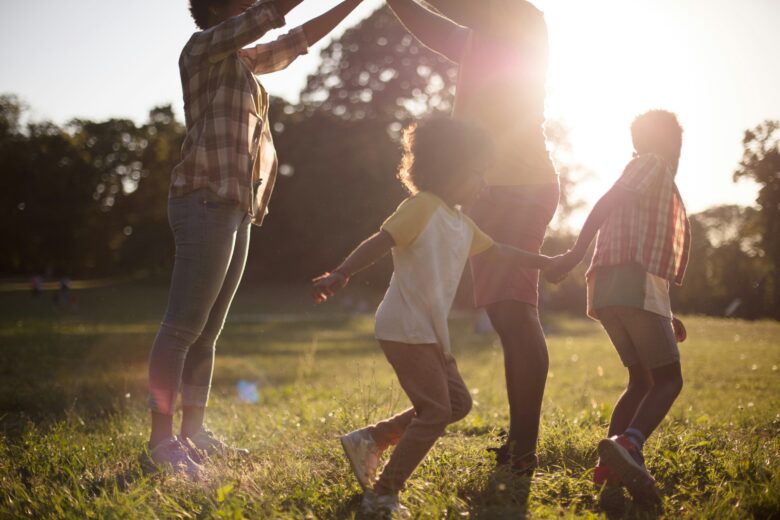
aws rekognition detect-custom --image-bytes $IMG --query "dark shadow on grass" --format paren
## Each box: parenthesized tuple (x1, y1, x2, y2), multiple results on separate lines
(331, 492, 363, 519)
(466, 467, 532, 519)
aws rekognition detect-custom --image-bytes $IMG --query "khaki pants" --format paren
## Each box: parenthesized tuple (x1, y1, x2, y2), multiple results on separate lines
(368, 341, 472, 493)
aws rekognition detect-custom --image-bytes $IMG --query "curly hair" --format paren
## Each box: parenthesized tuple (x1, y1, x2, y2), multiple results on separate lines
(397, 118, 491, 198)
(189, 0, 229, 30)
(631, 110, 683, 155)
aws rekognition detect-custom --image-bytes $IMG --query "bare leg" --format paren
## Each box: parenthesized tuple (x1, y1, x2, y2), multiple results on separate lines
(486, 300, 548, 459)
(628, 361, 683, 438)
(607, 365, 653, 437)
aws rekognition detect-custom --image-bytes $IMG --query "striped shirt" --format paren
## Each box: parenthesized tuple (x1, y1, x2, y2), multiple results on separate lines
(170, 0, 309, 226)
(587, 154, 691, 285)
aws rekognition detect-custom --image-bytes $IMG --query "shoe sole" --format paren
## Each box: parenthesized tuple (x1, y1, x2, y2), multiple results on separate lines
(340, 435, 369, 490)
(598, 485, 627, 514)
(598, 439, 661, 505)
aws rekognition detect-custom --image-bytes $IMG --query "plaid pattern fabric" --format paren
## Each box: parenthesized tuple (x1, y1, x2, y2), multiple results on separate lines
(170, 1, 308, 226)
(588, 154, 691, 285)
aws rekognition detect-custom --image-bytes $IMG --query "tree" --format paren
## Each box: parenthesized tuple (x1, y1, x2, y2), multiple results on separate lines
(733, 120, 780, 318)
(301, 5, 457, 122)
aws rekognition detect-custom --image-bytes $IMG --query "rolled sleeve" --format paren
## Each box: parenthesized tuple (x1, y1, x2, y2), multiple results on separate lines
(240, 27, 309, 74)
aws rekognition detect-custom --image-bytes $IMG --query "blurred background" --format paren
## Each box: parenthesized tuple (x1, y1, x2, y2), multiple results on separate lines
(1, 0, 779, 319)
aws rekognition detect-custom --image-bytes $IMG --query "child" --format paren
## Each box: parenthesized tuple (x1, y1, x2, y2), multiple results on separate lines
(544, 110, 690, 508)
(146, 0, 365, 477)
(312, 119, 552, 517)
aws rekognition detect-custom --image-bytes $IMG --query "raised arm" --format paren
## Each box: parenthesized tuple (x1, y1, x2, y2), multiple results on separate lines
(387, 0, 469, 63)
(186, 0, 304, 64)
(421, 0, 491, 32)
(312, 231, 395, 303)
(302, 0, 363, 46)
(240, 0, 363, 75)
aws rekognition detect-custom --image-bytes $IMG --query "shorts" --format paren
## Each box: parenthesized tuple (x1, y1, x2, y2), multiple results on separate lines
(467, 182, 559, 307)
(598, 306, 680, 369)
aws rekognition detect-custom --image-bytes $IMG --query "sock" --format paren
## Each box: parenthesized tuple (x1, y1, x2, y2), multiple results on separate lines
(623, 428, 646, 450)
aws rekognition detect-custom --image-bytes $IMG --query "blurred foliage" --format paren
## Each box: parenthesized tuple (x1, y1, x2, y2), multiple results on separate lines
(0, 7, 775, 318)
(733, 120, 780, 318)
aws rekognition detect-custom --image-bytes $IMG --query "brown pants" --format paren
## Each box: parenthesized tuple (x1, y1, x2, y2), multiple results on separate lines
(368, 341, 473, 493)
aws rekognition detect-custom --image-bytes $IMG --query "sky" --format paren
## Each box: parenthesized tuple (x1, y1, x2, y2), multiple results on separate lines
(1, 0, 779, 214)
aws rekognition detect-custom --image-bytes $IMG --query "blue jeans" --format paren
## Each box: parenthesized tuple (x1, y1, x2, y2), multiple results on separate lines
(148, 189, 250, 415)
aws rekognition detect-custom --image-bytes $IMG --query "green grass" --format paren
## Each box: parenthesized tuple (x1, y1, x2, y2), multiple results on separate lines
(1, 284, 778, 519)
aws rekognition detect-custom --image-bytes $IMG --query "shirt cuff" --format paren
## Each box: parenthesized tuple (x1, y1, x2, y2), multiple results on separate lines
(287, 26, 310, 55)
(256, 0, 286, 30)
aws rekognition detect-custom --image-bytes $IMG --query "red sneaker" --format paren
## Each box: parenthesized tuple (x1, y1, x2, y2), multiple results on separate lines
(594, 464, 626, 514)
(598, 435, 661, 506)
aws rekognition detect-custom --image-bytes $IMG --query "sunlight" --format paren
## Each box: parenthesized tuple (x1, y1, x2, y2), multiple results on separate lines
(535, 0, 760, 214)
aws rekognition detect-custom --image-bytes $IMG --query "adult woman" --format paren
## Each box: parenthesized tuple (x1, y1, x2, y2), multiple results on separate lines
(146, 0, 364, 476)
(387, 0, 559, 474)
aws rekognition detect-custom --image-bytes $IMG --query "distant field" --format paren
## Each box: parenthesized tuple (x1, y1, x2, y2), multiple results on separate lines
(1, 284, 778, 518)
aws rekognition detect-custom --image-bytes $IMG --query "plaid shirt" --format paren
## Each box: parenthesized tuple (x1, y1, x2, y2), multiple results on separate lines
(170, 0, 308, 226)
(588, 154, 691, 285)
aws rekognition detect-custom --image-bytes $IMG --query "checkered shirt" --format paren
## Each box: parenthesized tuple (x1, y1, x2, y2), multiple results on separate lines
(588, 153, 691, 285)
(170, 0, 308, 226)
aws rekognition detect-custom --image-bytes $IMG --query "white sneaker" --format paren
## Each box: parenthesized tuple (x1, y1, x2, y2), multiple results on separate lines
(186, 427, 249, 458)
(148, 436, 203, 479)
(340, 428, 382, 489)
(361, 490, 411, 519)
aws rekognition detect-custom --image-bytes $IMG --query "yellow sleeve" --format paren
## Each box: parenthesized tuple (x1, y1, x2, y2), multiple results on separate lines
(464, 215, 495, 256)
(380, 194, 438, 248)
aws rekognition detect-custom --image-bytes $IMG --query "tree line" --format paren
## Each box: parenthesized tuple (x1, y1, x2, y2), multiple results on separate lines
(1, 7, 778, 319)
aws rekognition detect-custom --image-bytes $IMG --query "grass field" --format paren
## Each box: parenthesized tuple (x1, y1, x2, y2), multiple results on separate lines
(1, 284, 778, 519)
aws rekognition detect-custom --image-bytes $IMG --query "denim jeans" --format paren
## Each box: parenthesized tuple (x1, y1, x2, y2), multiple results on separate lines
(148, 189, 250, 415)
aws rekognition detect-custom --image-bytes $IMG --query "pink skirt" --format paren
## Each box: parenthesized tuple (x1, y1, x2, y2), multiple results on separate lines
(467, 182, 559, 307)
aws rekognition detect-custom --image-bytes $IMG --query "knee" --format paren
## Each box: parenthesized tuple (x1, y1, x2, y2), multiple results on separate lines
(419, 403, 453, 432)
(450, 394, 473, 423)
(626, 378, 652, 397)
(660, 373, 683, 398)
(153, 323, 201, 354)
(189, 333, 217, 356)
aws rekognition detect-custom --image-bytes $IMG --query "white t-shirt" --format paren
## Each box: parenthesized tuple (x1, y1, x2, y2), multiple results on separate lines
(375, 192, 494, 352)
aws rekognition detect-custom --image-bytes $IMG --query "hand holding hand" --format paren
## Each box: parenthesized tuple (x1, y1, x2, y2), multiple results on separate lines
(672, 316, 687, 343)
(311, 270, 349, 304)
(543, 251, 580, 284)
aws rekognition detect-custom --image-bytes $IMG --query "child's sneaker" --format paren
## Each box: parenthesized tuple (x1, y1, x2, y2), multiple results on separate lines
(340, 428, 383, 489)
(594, 464, 627, 514)
(185, 427, 249, 458)
(598, 435, 661, 505)
(147, 436, 203, 479)
(361, 490, 411, 519)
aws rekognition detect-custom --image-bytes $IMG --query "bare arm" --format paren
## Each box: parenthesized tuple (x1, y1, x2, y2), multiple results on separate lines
(387, 0, 469, 62)
(479, 243, 552, 271)
(302, 0, 363, 46)
(312, 231, 395, 303)
(421, 0, 491, 31)
(186, 0, 304, 64)
(242, 0, 363, 74)
(544, 185, 638, 282)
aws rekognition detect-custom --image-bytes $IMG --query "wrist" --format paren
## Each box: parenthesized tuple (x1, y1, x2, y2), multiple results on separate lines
(332, 267, 350, 280)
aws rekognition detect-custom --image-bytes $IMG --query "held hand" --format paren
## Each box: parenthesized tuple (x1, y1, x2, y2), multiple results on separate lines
(537, 254, 554, 271)
(672, 316, 687, 343)
(543, 251, 580, 284)
(311, 271, 349, 304)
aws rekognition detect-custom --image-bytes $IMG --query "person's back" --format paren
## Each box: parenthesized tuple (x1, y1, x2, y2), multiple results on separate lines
(544, 110, 691, 510)
(453, 0, 555, 186)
